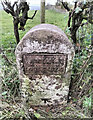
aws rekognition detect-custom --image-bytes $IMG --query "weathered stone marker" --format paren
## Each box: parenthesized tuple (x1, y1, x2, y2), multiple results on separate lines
(15, 24, 74, 106)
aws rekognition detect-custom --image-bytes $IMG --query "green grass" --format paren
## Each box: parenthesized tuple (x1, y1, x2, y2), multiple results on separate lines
(0, 10, 68, 60)
(0, 8, 68, 105)
(0, 10, 68, 44)
(0, 9, 92, 119)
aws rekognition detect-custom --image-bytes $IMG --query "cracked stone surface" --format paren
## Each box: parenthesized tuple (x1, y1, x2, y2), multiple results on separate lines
(15, 24, 75, 106)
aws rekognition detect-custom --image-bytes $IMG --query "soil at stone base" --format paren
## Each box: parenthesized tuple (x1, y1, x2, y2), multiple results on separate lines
(28, 103, 85, 119)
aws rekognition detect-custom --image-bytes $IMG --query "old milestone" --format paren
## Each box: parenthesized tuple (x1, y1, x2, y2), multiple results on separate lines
(15, 24, 74, 106)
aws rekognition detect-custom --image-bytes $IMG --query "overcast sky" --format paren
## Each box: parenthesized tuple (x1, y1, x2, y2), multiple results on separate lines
(6, 0, 73, 5)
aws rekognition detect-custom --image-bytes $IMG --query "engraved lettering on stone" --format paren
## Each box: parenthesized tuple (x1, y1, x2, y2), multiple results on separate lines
(23, 54, 67, 76)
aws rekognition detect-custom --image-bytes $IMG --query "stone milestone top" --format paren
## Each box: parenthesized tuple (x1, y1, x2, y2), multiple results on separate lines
(16, 24, 74, 55)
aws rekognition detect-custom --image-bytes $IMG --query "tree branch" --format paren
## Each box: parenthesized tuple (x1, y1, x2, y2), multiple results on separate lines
(1, 0, 38, 44)
(61, 1, 70, 11)
(12, 1, 18, 8)
(27, 10, 37, 19)
(0, 48, 12, 65)
(1, 0, 15, 16)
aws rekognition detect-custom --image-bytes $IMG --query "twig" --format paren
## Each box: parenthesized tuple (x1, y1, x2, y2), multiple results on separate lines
(27, 10, 37, 19)
(2, 54, 12, 65)
(0, 48, 12, 65)
(76, 52, 92, 87)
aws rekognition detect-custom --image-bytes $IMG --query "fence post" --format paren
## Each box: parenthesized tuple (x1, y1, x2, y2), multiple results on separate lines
(41, 0, 45, 23)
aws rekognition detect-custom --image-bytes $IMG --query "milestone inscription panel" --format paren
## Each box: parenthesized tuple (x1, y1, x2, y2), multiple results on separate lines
(23, 54, 67, 76)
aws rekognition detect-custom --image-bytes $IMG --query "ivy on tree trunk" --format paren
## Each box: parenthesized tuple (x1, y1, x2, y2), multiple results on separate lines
(61, 1, 93, 48)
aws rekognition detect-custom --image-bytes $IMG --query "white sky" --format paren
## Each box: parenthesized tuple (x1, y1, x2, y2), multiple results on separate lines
(8, 0, 73, 6)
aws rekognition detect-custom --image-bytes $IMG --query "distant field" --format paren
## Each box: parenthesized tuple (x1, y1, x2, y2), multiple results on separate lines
(0, 10, 68, 58)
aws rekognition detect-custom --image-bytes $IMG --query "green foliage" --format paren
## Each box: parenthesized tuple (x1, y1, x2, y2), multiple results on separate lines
(71, 21, 92, 117)
(2, 64, 20, 98)
(34, 112, 41, 118)
(2, 91, 7, 96)
(0, 106, 26, 119)
(0, 8, 92, 118)
(72, 49, 87, 73)
(62, 110, 69, 116)
(83, 96, 92, 116)
(66, 27, 71, 34)
(83, 96, 92, 110)
(75, 7, 82, 13)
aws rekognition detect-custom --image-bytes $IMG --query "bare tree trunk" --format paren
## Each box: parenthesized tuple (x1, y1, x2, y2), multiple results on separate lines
(41, 0, 45, 23)
(71, 31, 77, 44)
(68, 12, 71, 27)
(13, 19, 20, 44)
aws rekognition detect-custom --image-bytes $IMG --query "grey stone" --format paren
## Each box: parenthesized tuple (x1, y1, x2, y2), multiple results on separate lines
(15, 24, 74, 106)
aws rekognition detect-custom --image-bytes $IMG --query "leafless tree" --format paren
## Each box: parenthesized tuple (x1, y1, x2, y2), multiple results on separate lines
(1, 0, 37, 44)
